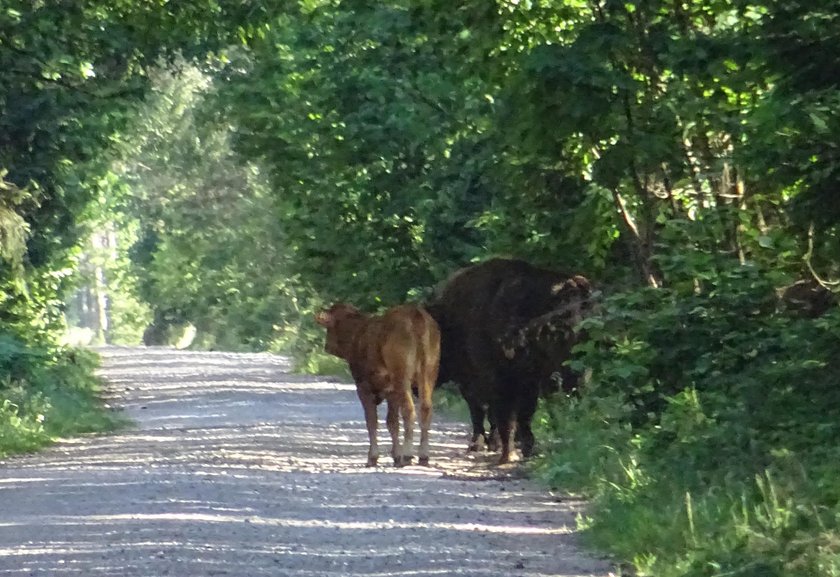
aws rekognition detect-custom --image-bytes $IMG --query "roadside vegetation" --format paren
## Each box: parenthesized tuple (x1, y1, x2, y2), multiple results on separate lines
(0, 339, 122, 458)
(3, 2, 839, 575)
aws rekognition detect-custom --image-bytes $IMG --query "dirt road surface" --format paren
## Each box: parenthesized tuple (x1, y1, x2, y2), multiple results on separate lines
(0, 347, 614, 576)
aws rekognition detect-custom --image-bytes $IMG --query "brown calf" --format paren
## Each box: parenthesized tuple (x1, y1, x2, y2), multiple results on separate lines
(315, 303, 441, 467)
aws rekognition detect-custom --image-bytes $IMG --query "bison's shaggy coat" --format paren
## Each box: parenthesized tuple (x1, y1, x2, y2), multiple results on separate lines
(427, 258, 592, 464)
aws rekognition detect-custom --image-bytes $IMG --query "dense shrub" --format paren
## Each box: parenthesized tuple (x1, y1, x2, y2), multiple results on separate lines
(535, 255, 840, 576)
(0, 332, 122, 457)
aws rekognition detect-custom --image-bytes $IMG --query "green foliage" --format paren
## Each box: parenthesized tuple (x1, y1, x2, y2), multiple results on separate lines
(432, 383, 471, 422)
(0, 334, 123, 457)
(98, 65, 308, 351)
(537, 254, 840, 576)
(213, 3, 491, 306)
(3, 1, 840, 575)
(102, 0, 840, 355)
(0, 1, 280, 454)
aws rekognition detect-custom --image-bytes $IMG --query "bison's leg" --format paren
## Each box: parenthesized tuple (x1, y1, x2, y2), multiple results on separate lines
(416, 382, 433, 466)
(460, 386, 488, 451)
(358, 389, 380, 467)
(493, 396, 516, 465)
(466, 402, 487, 451)
(385, 397, 403, 466)
(516, 389, 539, 458)
(486, 407, 500, 452)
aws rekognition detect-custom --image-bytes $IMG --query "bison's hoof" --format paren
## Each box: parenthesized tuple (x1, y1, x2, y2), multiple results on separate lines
(498, 453, 511, 465)
(366, 457, 379, 467)
(418, 456, 430, 467)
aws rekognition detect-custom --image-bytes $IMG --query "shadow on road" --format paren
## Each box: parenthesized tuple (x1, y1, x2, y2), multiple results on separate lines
(0, 347, 612, 577)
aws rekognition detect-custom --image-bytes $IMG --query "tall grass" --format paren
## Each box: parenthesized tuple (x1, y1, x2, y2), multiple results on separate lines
(530, 274, 840, 577)
(532, 380, 840, 577)
(0, 339, 124, 458)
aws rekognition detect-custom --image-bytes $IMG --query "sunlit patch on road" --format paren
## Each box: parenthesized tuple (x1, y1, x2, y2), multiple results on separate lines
(0, 347, 614, 577)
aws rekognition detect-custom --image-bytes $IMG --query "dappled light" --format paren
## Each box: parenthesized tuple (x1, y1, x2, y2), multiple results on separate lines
(0, 348, 611, 576)
(4, 1, 839, 574)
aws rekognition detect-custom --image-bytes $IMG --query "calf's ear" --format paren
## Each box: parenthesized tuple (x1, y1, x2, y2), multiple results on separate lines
(314, 311, 334, 327)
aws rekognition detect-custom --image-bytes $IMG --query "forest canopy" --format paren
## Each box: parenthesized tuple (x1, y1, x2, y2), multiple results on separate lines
(2, 2, 840, 576)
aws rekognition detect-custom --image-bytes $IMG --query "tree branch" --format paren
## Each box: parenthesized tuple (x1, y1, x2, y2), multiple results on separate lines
(805, 222, 840, 289)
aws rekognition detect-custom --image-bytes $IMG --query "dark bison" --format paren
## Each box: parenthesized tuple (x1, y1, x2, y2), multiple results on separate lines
(426, 258, 593, 464)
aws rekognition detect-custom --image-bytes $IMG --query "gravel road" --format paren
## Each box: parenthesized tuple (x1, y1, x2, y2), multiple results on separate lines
(0, 346, 614, 576)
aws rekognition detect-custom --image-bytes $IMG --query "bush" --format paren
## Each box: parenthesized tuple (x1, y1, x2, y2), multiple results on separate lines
(535, 256, 840, 577)
(0, 333, 124, 457)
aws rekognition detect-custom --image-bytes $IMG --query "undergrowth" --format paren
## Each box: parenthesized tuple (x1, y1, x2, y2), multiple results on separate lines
(432, 383, 471, 421)
(0, 333, 125, 458)
(533, 261, 840, 577)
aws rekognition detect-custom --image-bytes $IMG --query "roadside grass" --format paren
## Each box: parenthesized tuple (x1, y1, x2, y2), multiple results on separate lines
(0, 344, 126, 459)
(294, 350, 351, 377)
(432, 382, 470, 421)
(578, 467, 840, 577)
(522, 272, 840, 577)
(531, 392, 840, 577)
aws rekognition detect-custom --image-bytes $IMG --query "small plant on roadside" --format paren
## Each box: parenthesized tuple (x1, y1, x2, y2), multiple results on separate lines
(0, 333, 124, 457)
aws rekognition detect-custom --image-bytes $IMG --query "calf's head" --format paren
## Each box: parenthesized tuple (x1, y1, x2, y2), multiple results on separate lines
(315, 302, 362, 358)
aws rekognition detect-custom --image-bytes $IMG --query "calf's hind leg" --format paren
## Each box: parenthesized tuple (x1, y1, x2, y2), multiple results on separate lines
(386, 398, 403, 466)
(358, 389, 380, 467)
(398, 387, 416, 466)
(416, 382, 433, 466)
